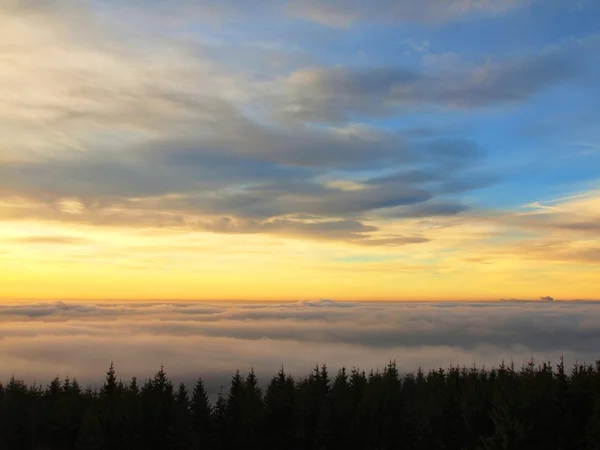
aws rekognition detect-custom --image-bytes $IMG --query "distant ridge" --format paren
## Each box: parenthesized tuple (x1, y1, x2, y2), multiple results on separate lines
(297, 298, 341, 307)
(499, 298, 558, 302)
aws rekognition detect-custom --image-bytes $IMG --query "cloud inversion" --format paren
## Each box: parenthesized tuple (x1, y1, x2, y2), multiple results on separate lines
(2, 300, 600, 392)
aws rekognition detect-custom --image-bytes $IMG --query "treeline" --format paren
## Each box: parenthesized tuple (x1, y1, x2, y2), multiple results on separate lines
(2, 359, 600, 449)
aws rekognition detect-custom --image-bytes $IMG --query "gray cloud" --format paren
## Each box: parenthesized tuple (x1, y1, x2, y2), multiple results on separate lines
(351, 235, 430, 246)
(176, 183, 433, 217)
(278, 67, 420, 122)
(196, 218, 379, 241)
(2, 300, 600, 392)
(276, 46, 585, 123)
(0, 132, 486, 244)
(5, 0, 572, 248)
(385, 202, 470, 219)
(435, 51, 581, 107)
(286, 0, 534, 26)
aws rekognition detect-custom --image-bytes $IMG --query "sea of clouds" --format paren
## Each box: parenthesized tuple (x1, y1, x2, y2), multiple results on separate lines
(2, 300, 600, 394)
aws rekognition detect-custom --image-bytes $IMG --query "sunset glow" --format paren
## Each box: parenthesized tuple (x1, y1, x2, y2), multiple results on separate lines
(1, 0, 599, 301)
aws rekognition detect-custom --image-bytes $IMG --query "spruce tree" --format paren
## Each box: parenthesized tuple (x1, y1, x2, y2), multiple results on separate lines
(244, 369, 264, 450)
(141, 365, 175, 450)
(97, 362, 124, 449)
(224, 370, 246, 450)
(191, 377, 213, 450)
(213, 389, 229, 450)
(168, 383, 195, 450)
(76, 407, 103, 450)
(264, 367, 297, 450)
(123, 376, 143, 450)
(2, 376, 34, 450)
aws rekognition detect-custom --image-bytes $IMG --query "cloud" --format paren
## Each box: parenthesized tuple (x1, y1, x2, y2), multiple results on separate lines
(0, 2, 491, 246)
(197, 218, 379, 241)
(2, 300, 600, 393)
(6, 235, 91, 245)
(386, 202, 470, 218)
(494, 240, 600, 265)
(277, 67, 420, 122)
(8, 0, 534, 29)
(353, 236, 430, 247)
(0, 131, 486, 244)
(0, 0, 595, 263)
(297, 298, 350, 307)
(503, 190, 600, 238)
(286, 0, 533, 27)
(276, 45, 584, 123)
(0, 0, 532, 251)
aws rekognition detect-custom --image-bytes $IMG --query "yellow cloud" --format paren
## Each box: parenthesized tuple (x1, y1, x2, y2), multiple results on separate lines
(1, 188, 598, 301)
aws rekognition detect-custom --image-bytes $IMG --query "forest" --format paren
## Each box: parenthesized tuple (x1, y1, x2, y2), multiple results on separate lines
(1, 358, 600, 450)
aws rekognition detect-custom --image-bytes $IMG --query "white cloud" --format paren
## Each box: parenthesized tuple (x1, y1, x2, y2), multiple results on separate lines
(1, 300, 599, 392)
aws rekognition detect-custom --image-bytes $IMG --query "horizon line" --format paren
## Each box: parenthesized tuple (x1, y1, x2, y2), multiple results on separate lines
(2, 298, 599, 304)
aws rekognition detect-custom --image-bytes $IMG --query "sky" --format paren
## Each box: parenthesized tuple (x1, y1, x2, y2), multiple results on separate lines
(2, 299, 600, 390)
(0, 0, 599, 301)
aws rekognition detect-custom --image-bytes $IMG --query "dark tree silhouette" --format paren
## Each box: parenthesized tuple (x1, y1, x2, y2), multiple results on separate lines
(191, 377, 213, 450)
(168, 383, 196, 450)
(264, 367, 297, 450)
(2, 358, 600, 450)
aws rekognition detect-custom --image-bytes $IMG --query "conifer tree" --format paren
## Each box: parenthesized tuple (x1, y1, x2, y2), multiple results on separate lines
(141, 365, 175, 450)
(122, 376, 143, 450)
(4, 356, 600, 450)
(315, 367, 353, 450)
(2, 376, 34, 450)
(97, 362, 125, 449)
(264, 367, 297, 450)
(44, 376, 73, 449)
(191, 377, 213, 450)
(347, 368, 368, 449)
(380, 361, 404, 449)
(0, 381, 4, 450)
(585, 361, 600, 449)
(168, 383, 195, 450)
(224, 370, 246, 450)
(76, 407, 103, 450)
(213, 389, 229, 450)
(243, 369, 264, 450)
